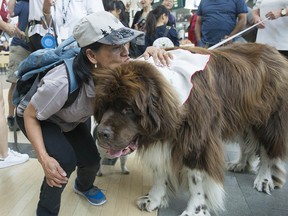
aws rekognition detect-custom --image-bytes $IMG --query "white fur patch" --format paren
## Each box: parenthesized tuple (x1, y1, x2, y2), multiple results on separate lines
(137, 141, 225, 216)
(181, 169, 225, 216)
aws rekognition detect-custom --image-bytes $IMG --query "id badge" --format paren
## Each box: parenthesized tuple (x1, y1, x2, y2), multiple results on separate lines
(41, 33, 56, 49)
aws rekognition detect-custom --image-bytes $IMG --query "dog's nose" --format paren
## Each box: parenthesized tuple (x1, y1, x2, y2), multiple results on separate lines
(97, 127, 113, 140)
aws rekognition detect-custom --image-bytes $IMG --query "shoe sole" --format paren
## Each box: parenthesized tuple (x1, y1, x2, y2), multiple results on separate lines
(74, 188, 107, 206)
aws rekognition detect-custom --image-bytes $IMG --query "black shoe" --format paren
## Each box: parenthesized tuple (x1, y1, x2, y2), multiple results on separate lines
(7, 116, 20, 131)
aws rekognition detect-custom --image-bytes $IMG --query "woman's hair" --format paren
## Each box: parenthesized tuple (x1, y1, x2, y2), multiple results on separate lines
(73, 42, 103, 85)
(146, 5, 169, 37)
(106, 0, 129, 27)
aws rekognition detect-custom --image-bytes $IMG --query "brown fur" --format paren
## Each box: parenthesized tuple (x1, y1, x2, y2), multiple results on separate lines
(94, 43, 288, 199)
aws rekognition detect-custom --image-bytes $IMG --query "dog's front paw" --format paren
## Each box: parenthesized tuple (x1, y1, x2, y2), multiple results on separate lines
(179, 205, 211, 216)
(136, 195, 160, 212)
(253, 176, 274, 195)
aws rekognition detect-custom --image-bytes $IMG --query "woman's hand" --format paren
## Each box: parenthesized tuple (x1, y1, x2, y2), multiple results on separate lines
(265, 9, 281, 20)
(142, 46, 173, 67)
(253, 16, 265, 29)
(15, 28, 26, 40)
(24, 103, 68, 188)
(40, 154, 68, 188)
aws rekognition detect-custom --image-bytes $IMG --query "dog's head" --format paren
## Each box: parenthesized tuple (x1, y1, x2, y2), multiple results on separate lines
(93, 61, 181, 157)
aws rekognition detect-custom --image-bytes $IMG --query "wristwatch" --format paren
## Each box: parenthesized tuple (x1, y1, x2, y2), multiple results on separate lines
(281, 8, 287, 17)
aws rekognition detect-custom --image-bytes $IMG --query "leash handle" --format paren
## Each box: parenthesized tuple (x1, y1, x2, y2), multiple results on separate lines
(208, 17, 269, 50)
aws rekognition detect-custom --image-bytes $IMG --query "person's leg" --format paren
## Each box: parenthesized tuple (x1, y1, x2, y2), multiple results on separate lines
(64, 122, 106, 205)
(0, 84, 28, 168)
(17, 117, 77, 216)
(6, 46, 30, 131)
(0, 82, 8, 158)
(64, 122, 100, 191)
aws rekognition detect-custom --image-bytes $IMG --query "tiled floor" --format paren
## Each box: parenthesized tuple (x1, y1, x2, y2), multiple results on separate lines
(158, 144, 288, 216)
(2, 74, 288, 216)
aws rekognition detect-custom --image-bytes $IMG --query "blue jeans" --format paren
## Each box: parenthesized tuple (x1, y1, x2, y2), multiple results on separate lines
(17, 117, 100, 216)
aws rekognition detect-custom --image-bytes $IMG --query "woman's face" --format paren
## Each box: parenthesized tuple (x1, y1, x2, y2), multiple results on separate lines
(162, 0, 173, 10)
(95, 43, 130, 69)
(139, 0, 153, 8)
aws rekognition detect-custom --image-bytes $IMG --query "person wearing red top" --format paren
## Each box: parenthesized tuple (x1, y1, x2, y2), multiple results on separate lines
(188, 9, 198, 45)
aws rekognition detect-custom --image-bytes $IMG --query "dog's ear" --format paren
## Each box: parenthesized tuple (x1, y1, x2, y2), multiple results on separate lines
(93, 68, 119, 124)
(131, 61, 182, 139)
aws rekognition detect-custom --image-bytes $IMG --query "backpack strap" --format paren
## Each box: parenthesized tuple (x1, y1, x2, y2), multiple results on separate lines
(63, 57, 80, 108)
(163, 26, 171, 37)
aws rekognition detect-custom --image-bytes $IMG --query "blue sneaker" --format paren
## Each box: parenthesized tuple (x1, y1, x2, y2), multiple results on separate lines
(74, 181, 106, 206)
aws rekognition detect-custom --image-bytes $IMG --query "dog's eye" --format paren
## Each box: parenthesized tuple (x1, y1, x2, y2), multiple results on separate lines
(122, 107, 134, 115)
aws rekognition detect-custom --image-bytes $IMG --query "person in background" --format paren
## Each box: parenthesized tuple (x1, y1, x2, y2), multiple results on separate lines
(195, 0, 248, 48)
(28, 0, 104, 51)
(102, 0, 114, 11)
(0, 0, 24, 38)
(145, 5, 179, 48)
(161, 0, 176, 27)
(42, 0, 104, 46)
(16, 11, 172, 216)
(130, 0, 153, 58)
(252, 0, 288, 58)
(0, 81, 29, 169)
(27, 0, 50, 51)
(105, 0, 130, 27)
(187, 8, 197, 45)
(6, 0, 30, 132)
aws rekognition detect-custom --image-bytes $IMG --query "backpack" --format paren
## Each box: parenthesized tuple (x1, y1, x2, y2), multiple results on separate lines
(13, 36, 81, 115)
(152, 26, 174, 49)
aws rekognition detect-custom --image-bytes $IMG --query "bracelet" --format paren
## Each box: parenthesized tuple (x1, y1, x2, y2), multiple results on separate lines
(43, 11, 51, 16)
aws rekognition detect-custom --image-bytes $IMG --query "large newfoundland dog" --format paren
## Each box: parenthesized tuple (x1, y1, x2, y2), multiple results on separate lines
(93, 43, 288, 216)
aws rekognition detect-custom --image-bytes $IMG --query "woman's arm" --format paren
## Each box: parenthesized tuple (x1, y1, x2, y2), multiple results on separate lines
(194, 15, 204, 47)
(42, 0, 54, 29)
(227, 13, 247, 37)
(7, 0, 16, 17)
(24, 103, 68, 188)
(251, 8, 265, 28)
(265, 6, 288, 20)
(0, 18, 15, 37)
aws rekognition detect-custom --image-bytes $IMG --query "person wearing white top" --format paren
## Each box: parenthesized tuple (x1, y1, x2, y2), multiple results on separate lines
(28, 0, 104, 51)
(252, 0, 288, 58)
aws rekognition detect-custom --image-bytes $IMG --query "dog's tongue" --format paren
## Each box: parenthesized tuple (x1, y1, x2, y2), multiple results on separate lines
(108, 149, 123, 158)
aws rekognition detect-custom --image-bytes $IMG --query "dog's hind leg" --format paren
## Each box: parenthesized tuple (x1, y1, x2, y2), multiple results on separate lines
(252, 111, 288, 194)
(228, 131, 259, 173)
(253, 147, 286, 194)
(180, 169, 225, 216)
(120, 155, 129, 174)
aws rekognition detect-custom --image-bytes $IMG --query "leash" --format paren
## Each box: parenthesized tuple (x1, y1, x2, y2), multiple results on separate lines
(208, 17, 269, 50)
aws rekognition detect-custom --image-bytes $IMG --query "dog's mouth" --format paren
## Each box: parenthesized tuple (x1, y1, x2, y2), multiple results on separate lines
(100, 136, 139, 158)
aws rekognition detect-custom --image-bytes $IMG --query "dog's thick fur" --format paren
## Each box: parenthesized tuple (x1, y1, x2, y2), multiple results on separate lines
(93, 43, 288, 216)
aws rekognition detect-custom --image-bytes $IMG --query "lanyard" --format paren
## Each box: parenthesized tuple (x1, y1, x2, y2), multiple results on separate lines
(62, 0, 71, 24)
(41, 14, 53, 34)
